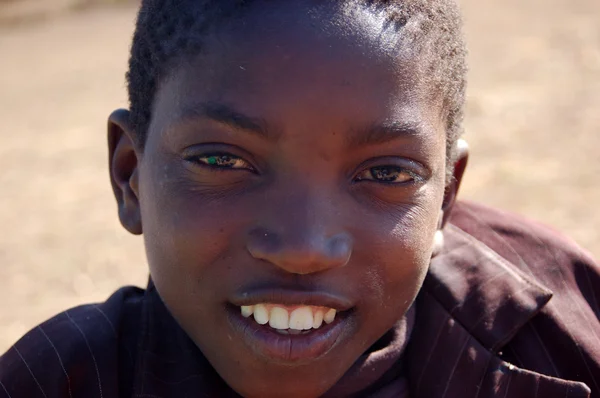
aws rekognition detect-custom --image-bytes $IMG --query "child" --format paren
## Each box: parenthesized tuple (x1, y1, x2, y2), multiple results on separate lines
(1, 0, 599, 397)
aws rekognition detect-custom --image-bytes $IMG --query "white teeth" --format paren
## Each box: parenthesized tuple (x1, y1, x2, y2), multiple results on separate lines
(289, 307, 314, 330)
(253, 304, 269, 325)
(313, 309, 324, 329)
(269, 307, 290, 329)
(241, 305, 254, 318)
(243, 304, 338, 330)
(324, 308, 337, 324)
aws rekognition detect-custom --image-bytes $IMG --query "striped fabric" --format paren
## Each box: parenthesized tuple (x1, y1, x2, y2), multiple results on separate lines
(1, 201, 598, 397)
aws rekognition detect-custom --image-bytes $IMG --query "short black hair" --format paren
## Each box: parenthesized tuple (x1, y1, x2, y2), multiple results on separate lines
(127, 0, 467, 171)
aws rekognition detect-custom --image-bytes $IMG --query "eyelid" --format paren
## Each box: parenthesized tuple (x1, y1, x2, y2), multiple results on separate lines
(201, 154, 250, 166)
(355, 166, 423, 186)
(185, 153, 254, 173)
(352, 157, 429, 182)
(181, 143, 260, 171)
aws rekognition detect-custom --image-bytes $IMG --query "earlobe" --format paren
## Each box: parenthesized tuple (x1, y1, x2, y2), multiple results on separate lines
(108, 109, 143, 235)
(440, 139, 469, 228)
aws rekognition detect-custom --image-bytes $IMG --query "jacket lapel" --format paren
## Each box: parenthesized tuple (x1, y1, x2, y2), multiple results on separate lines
(426, 225, 553, 352)
(407, 225, 591, 397)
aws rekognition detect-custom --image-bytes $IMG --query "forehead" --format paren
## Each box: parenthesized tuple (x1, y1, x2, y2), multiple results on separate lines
(153, 1, 443, 147)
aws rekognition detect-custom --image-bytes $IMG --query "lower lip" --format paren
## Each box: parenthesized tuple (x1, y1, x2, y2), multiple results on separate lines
(226, 305, 354, 364)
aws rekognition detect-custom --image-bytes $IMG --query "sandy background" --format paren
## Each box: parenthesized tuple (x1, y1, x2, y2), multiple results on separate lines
(1, 0, 599, 353)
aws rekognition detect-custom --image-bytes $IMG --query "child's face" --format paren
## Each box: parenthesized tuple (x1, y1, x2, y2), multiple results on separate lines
(111, 3, 463, 397)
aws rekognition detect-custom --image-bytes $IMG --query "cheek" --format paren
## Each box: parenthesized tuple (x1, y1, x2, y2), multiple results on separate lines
(354, 202, 439, 322)
(138, 161, 249, 293)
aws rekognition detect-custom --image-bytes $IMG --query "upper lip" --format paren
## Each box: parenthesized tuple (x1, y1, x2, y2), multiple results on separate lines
(229, 287, 355, 311)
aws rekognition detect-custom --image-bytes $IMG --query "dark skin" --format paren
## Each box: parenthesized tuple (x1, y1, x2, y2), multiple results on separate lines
(108, 2, 468, 397)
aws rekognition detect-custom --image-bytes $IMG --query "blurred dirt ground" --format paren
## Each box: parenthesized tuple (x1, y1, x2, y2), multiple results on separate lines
(1, 0, 599, 352)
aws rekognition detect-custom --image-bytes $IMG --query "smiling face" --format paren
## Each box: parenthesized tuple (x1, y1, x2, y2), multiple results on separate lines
(110, 2, 457, 397)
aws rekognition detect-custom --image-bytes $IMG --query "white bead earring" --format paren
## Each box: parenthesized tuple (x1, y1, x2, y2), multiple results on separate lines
(432, 230, 445, 257)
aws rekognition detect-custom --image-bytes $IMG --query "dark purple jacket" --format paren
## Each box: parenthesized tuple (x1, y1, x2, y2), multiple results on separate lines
(1, 201, 599, 397)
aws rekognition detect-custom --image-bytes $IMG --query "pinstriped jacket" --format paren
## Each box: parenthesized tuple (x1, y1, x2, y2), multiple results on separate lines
(1, 201, 599, 397)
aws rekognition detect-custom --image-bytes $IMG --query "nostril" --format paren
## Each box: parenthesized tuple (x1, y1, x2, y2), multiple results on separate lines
(329, 233, 353, 262)
(246, 227, 282, 260)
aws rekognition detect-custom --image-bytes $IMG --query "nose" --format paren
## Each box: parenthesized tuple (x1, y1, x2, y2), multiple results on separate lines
(246, 181, 355, 274)
(247, 228, 353, 274)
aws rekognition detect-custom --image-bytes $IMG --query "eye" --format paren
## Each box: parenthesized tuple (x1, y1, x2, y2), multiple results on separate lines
(354, 165, 421, 184)
(188, 153, 254, 171)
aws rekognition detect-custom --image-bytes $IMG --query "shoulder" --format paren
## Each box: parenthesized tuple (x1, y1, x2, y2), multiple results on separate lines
(449, 200, 600, 294)
(448, 201, 600, 392)
(0, 286, 145, 398)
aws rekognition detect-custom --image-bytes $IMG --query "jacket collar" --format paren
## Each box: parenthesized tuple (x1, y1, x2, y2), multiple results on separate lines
(407, 223, 590, 398)
(424, 224, 553, 352)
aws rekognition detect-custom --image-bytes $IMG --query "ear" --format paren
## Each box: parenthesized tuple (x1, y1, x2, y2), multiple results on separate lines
(440, 139, 469, 228)
(108, 109, 143, 235)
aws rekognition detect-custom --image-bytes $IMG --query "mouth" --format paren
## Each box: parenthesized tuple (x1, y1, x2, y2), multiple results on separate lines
(227, 290, 356, 363)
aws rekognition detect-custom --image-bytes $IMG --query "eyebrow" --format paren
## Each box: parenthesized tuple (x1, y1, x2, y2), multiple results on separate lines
(177, 102, 273, 140)
(346, 121, 424, 148)
(175, 102, 422, 146)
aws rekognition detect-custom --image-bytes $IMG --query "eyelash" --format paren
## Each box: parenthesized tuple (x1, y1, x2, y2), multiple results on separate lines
(186, 152, 423, 185)
(354, 165, 423, 185)
(186, 153, 255, 172)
